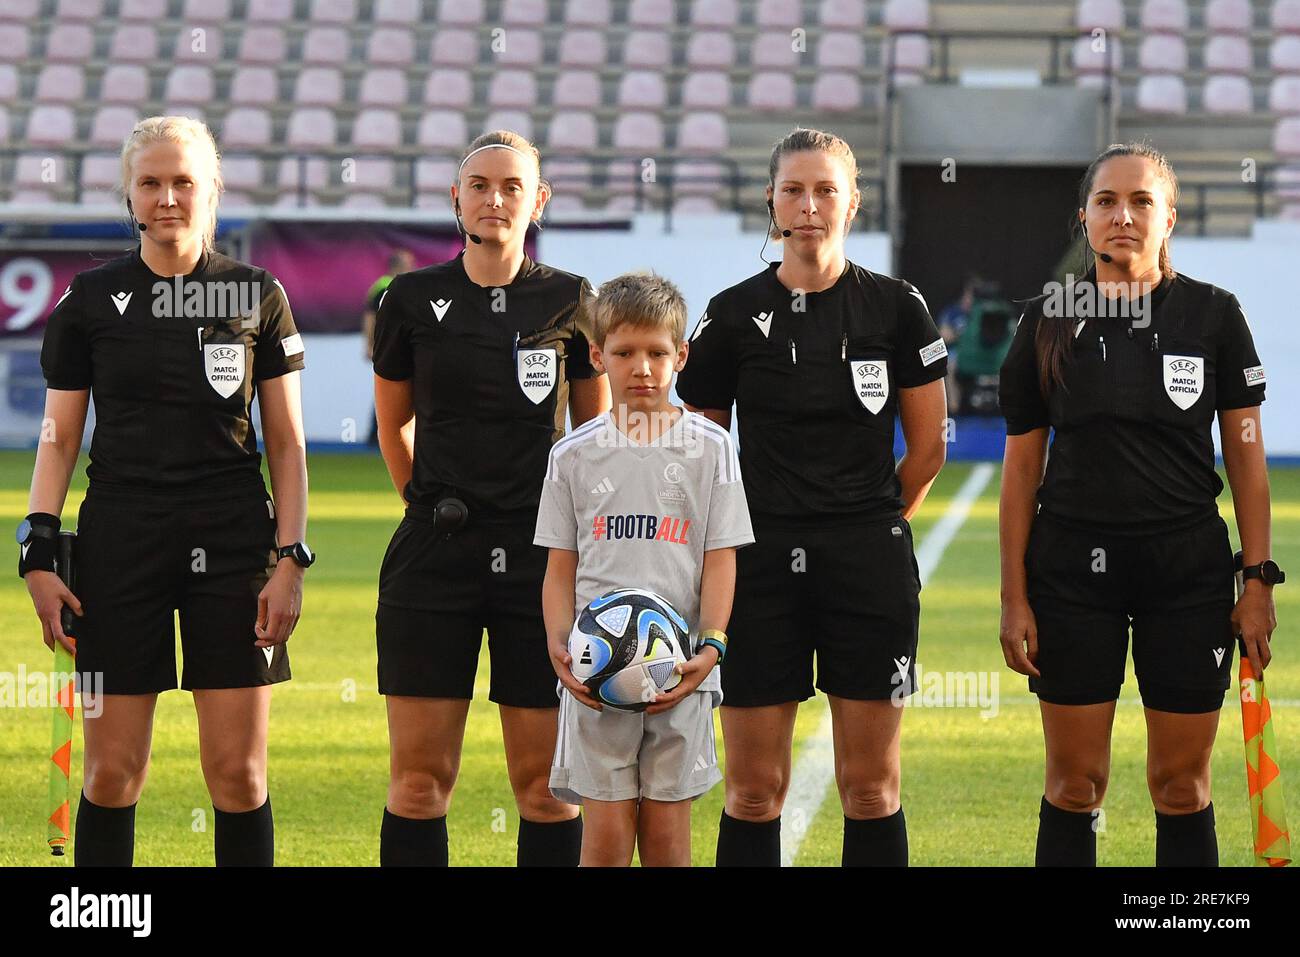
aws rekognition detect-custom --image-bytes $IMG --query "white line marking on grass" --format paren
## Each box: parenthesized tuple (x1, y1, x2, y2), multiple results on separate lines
(780, 462, 996, 866)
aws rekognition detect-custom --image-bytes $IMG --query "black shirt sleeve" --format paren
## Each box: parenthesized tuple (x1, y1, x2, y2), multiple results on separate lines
(1215, 293, 1267, 410)
(999, 303, 1050, 435)
(40, 276, 91, 390)
(253, 273, 306, 381)
(372, 275, 413, 381)
(893, 280, 948, 388)
(676, 297, 737, 411)
(565, 277, 599, 381)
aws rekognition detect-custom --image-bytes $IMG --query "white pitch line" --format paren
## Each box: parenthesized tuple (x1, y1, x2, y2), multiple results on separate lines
(780, 462, 996, 866)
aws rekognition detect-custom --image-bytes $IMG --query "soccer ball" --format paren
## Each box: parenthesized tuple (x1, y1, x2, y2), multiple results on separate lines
(568, 588, 691, 712)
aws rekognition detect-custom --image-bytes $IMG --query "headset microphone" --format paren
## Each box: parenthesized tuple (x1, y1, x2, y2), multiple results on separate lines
(1099, 253, 1112, 263)
(453, 200, 481, 245)
(127, 201, 147, 231)
(767, 199, 791, 238)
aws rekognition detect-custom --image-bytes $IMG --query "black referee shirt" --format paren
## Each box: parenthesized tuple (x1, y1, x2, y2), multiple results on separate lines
(41, 247, 305, 497)
(676, 261, 948, 522)
(371, 251, 599, 519)
(999, 271, 1266, 533)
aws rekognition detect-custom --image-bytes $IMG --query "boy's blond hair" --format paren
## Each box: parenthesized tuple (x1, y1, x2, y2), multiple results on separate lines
(592, 271, 688, 347)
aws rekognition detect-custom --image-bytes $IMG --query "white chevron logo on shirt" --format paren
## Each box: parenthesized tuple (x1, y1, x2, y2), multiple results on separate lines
(752, 311, 773, 337)
(110, 291, 132, 315)
(262, 646, 274, 667)
(1213, 647, 1225, 667)
(590, 477, 615, 495)
(430, 298, 452, 321)
(21, 543, 30, 561)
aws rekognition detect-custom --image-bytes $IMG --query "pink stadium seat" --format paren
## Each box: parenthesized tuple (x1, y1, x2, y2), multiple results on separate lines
(889, 34, 929, 71)
(302, 27, 350, 65)
(278, 157, 328, 189)
(367, 28, 416, 65)
(547, 111, 598, 153)
(238, 26, 288, 64)
(543, 195, 586, 214)
(56, 0, 103, 20)
(818, 34, 865, 70)
(165, 103, 206, 123)
(353, 109, 402, 149)
(0, 106, 9, 143)
(748, 72, 796, 110)
(812, 72, 863, 110)
(559, 31, 607, 67)
(1274, 117, 1300, 155)
(564, 0, 611, 25)
(674, 196, 721, 216)
(543, 158, 593, 193)
(1076, 0, 1123, 31)
(1206, 0, 1252, 33)
(757, 0, 801, 28)
(1275, 166, 1300, 199)
(1141, 0, 1189, 32)
(481, 110, 533, 140)
(248, 0, 294, 20)
(16, 153, 66, 188)
(553, 71, 601, 108)
(45, 25, 95, 63)
(1205, 36, 1251, 73)
(294, 68, 344, 106)
(0, 25, 30, 61)
(90, 107, 140, 147)
(884, 0, 930, 30)
(431, 30, 479, 66)
(222, 108, 273, 147)
(8, 188, 58, 205)
(602, 160, 643, 196)
(752, 31, 800, 68)
(1272, 36, 1300, 71)
(275, 192, 321, 208)
(503, 0, 547, 24)
(375, 0, 420, 23)
(1073, 34, 1123, 74)
(288, 108, 338, 148)
(0, 65, 18, 101)
(230, 66, 278, 105)
(1136, 74, 1187, 112)
(35, 65, 85, 103)
(220, 155, 263, 192)
(174, 26, 224, 63)
(415, 158, 457, 193)
(349, 157, 396, 190)
(439, 0, 484, 24)
(219, 191, 254, 207)
(673, 160, 725, 195)
(604, 195, 640, 215)
(25, 106, 76, 145)
(425, 70, 473, 107)
(624, 31, 671, 68)
(682, 72, 730, 108)
(1276, 0, 1300, 32)
(416, 192, 452, 210)
(1, 0, 39, 18)
(613, 112, 664, 152)
(80, 153, 121, 190)
(360, 69, 408, 107)
(677, 112, 727, 153)
(489, 70, 539, 108)
(1140, 35, 1188, 72)
(687, 32, 735, 69)
(165, 66, 214, 105)
(341, 193, 388, 209)
(820, 0, 867, 29)
(494, 31, 542, 66)
(108, 25, 158, 63)
(1270, 75, 1300, 112)
(693, 0, 739, 28)
(117, 0, 165, 15)
(1203, 75, 1253, 112)
(618, 71, 667, 109)
(417, 110, 468, 148)
(182, 0, 230, 21)
(311, 0, 357, 22)
(629, 0, 674, 26)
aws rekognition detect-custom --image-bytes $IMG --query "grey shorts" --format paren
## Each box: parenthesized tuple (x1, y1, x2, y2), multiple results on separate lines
(549, 689, 722, 804)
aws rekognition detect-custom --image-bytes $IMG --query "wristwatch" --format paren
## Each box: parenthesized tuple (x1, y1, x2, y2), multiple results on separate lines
(1242, 560, 1285, 586)
(276, 542, 316, 569)
(17, 513, 59, 578)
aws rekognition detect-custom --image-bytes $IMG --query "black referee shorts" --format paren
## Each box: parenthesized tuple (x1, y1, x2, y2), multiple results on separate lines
(721, 516, 921, 707)
(73, 486, 288, 695)
(1026, 511, 1235, 714)
(375, 507, 555, 708)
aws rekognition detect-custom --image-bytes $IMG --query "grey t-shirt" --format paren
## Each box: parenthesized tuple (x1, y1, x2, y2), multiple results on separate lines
(534, 408, 755, 705)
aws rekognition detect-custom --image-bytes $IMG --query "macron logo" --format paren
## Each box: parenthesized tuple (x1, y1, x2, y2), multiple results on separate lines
(752, 311, 773, 338)
(430, 299, 452, 322)
(21, 543, 30, 561)
(1213, 647, 1225, 667)
(893, 656, 910, 679)
(110, 291, 132, 315)
(590, 477, 615, 495)
(262, 646, 274, 667)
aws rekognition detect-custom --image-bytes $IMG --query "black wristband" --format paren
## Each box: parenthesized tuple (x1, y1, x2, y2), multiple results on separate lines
(17, 513, 60, 579)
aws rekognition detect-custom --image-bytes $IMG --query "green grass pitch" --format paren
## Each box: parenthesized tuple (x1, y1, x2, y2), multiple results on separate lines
(1, 452, 1296, 866)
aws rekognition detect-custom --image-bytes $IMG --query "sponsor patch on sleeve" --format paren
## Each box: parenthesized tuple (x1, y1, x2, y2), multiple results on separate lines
(918, 337, 948, 367)
(281, 333, 304, 358)
(1244, 365, 1266, 387)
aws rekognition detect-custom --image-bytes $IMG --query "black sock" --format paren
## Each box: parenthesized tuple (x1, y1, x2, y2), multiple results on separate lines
(214, 796, 274, 867)
(517, 816, 582, 867)
(716, 810, 781, 866)
(74, 791, 136, 867)
(1035, 795, 1098, 866)
(380, 808, 448, 866)
(843, 807, 908, 866)
(1155, 803, 1217, 867)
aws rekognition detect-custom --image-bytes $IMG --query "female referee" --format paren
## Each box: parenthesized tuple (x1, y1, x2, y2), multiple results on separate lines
(999, 143, 1276, 866)
(677, 128, 949, 866)
(372, 131, 610, 866)
(22, 116, 310, 866)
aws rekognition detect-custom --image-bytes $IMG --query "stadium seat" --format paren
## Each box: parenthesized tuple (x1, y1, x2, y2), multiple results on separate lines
(352, 109, 401, 148)
(812, 72, 863, 110)
(1139, 35, 1188, 73)
(1136, 74, 1187, 112)
(1205, 36, 1252, 73)
(44, 25, 95, 63)
(349, 157, 396, 191)
(613, 112, 664, 151)
(182, 0, 230, 21)
(425, 70, 473, 107)
(221, 107, 273, 147)
(416, 192, 452, 210)
(25, 106, 77, 146)
(35, 65, 85, 104)
(494, 31, 542, 66)
(884, 0, 930, 30)
(236, 26, 288, 63)
(165, 66, 214, 106)
(55, 0, 103, 20)
(559, 31, 607, 67)
(367, 28, 416, 65)
(1272, 36, 1300, 71)
(0, 105, 9, 143)
(682, 72, 731, 108)
(219, 191, 254, 207)
(553, 71, 601, 108)
(0, 0, 39, 19)
(1275, 116, 1300, 155)
(274, 191, 321, 208)
(1073, 34, 1123, 75)
(1206, 0, 1252, 33)
(604, 195, 640, 215)
(543, 195, 586, 213)
(1076, 0, 1124, 31)
(752, 31, 801, 68)
(80, 153, 120, 191)
(481, 110, 533, 139)
(629, 0, 674, 26)
(1274, 165, 1300, 199)
(543, 158, 594, 194)
(289, 108, 338, 148)
(820, 0, 867, 29)
(302, 27, 350, 65)
(757, 0, 801, 28)
(278, 156, 328, 190)
(108, 25, 158, 63)
(1270, 75, 1300, 112)
(117, 0, 165, 16)
(341, 193, 388, 209)
(220, 155, 264, 192)
(618, 71, 667, 109)
(248, 0, 294, 20)
(16, 153, 66, 189)
(692, 0, 740, 28)
(677, 112, 727, 153)
(1203, 74, 1253, 112)
(174, 26, 224, 63)
(0, 65, 18, 101)
(1141, 0, 1189, 32)
(503, 0, 547, 24)
(230, 66, 278, 105)
(564, 0, 611, 25)
(748, 72, 796, 110)
(674, 196, 721, 216)
(672, 159, 725, 195)
(489, 70, 539, 108)
(819, 34, 866, 70)
(547, 111, 598, 153)
(889, 34, 930, 72)
(165, 104, 206, 123)
(375, 0, 420, 24)
(0, 24, 30, 62)
(431, 30, 479, 66)
(311, 0, 357, 22)
(415, 158, 457, 193)
(1275, 0, 1300, 32)
(8, 188, 58, 205)
(602, 160, 643, 196)
(90, 107, 140, 147)
(687, 31, 736, 68)
(294, 68, 344, 106)
(439, 0, 485, 23)
(360, 69, 409, 107)
(417, 110, 468, 148)
(624, 31, 672, 68)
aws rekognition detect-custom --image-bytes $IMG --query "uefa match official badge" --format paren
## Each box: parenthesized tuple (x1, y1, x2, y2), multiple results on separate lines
(851, 360, 889, 413)
(204, 344, 246, 398)
(1162, 355, 1203, 410)
(516, 348, 556, 404)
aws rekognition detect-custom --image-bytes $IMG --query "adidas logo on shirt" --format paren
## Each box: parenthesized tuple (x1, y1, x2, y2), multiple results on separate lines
(693, 753, 710, 773)
(590, 477, 615, 495)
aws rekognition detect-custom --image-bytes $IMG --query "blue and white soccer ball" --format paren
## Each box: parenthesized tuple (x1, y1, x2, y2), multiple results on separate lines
(568, 588, 691, 712)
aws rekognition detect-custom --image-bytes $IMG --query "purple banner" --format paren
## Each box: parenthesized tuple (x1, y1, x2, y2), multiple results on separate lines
(0, 250, 112, 336)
